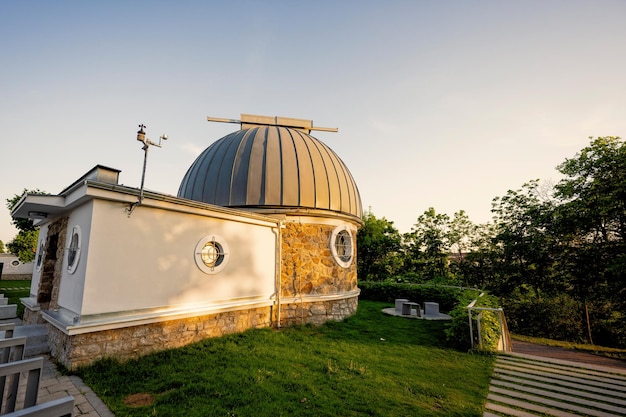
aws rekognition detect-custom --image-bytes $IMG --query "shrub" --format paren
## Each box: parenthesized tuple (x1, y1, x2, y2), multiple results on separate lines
(501, 293, 586, 343)
(444, 290, 500, 352)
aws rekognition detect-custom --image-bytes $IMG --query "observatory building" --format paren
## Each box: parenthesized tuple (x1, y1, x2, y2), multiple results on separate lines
(12, 114, 363, 369)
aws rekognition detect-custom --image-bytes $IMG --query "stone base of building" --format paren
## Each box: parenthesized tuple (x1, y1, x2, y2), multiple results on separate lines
(46, 295, 359, 370)
(279, 295, 359, 327)
(22, 299, 47, 325)
(48, 306, 273, 370)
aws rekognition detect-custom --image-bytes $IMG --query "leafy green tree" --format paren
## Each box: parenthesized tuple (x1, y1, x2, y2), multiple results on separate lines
(0, 240, 5, 253)
(6, 189, 40, 232)
(490, 180, 558, 298)
(6, 189, 46, 262)
(404, 207, 450, 280)
(447, 210, 477, 261)
(455, 222, 498, 289)
(357, 209, 403, 281)
(553, 136, 626, 346)
(6, 230, 38, 263)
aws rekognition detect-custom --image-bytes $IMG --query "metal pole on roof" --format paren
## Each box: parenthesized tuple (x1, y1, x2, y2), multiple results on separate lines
(127, 124, 168, 216)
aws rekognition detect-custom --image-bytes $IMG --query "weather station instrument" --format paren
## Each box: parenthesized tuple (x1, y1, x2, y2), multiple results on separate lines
(127, 124, 168, 215)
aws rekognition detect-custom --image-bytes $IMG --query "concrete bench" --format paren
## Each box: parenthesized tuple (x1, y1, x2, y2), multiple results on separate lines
(394, 299, 409, 314)
(424, 302, 439, 317)
(401, 302, 420, 316)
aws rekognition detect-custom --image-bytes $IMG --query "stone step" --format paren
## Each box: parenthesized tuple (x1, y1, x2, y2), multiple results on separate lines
(496, 356, 626, 386)
(13, 324, 49, 357)
(0, 305, 17, 319)
(494, 362, 626, 393)
(485, 353, 626, 417)
(484, 402, 542, 417)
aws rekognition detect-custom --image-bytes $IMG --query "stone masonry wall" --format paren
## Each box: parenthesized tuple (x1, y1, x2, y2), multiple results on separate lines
(281, 222, 358, 298)
(39, 217, 68, 311)
(49, 306, 272, 370)
(279, 295, 358, 327)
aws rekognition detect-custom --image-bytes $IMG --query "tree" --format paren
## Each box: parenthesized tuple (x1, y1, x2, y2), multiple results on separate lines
(553, 136, 626, 346)
(6, 189, 47, 263)
(447, 210, 477, 261)
(0, 240, 5, 253)
(555, 136, 626, 244)
(6, 189, 41, 232)
(357, 209, 403, 281)
(404, 208, 450, 280)
(490, 180, 558, 298)
(6, 230, 38, 262)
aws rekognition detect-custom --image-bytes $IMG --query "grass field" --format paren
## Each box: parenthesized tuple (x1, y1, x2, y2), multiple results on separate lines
(75, 301, 494, 417)
(0, 279, 30, 318)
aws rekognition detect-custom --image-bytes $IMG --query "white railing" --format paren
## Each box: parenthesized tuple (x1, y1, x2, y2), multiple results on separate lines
(467, 296, 512, 352)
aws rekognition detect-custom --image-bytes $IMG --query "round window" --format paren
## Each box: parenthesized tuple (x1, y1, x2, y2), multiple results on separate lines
(10, 260, 20, 267)
(35, 241, 45, 272)
(194, 235, 229, 274)
(66, 225, 81, 274)
(330, 225, 354, 268)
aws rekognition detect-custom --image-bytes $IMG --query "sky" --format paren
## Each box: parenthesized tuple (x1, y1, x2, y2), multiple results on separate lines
(2, 0, 626, 245)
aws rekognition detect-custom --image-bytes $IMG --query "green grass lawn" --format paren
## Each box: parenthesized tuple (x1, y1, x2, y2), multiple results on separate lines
(75, 301, 495, 417)
(0, 279, 30, 318)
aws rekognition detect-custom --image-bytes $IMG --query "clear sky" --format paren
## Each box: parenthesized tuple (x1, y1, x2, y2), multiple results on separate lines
(2, 1, 626, 245)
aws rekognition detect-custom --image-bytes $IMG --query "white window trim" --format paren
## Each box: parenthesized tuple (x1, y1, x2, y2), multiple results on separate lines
(194, 234, 230, 274)
(330, 225, 354, 268)
(35, 241, 45, 272)
(66, 225, 82, 274)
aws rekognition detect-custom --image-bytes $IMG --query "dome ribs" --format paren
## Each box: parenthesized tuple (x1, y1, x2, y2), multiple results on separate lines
(292, 130, 315, 209)
(280, 127, 300, 207)
(230, 129, 255, 206)
(213, 132, 243, 206)
(264, 127, 282, 206)
(246, 128, 267, 205)
(178, 125, 361, 219)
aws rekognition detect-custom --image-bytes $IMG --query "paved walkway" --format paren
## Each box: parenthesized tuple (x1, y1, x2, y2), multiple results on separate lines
(2, 316, 114, 416)
(512, 340, 626, 370)
(25, 354, 114, 417)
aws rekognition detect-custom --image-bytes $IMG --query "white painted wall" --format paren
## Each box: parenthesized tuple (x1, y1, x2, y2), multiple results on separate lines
(70, 199, 277, 317)
(57, 201, 93, 314)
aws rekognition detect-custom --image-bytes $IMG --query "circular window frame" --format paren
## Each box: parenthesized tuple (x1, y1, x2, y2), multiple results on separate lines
(330, 225, 354, 268)
(10, 260, 20, 268)
(35, 241, 45, 272)
(194, 234, 230, 274)
(66, 225, 82, 275)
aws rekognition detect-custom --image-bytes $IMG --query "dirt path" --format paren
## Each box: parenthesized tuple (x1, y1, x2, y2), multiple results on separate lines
(512, 339, 626, 370)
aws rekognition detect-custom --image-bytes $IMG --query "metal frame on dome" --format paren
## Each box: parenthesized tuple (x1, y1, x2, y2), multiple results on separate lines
(207, 114, 338, 134)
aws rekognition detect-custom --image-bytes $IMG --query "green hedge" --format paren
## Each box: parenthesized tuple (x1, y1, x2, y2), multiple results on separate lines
(357, 281, 464, 311)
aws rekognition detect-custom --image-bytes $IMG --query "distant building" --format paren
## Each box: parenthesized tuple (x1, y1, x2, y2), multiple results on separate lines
(0, 253, 33, 280)
(11, 114, 363, 369)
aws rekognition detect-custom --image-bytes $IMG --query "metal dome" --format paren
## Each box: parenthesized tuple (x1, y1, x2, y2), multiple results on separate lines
(178, 121, 362, 220)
